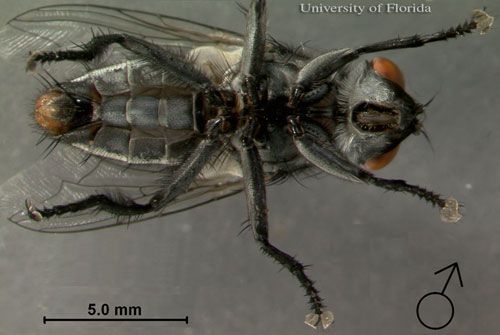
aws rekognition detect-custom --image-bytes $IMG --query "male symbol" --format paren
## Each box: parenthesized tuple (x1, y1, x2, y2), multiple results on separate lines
(416, 263, 464, 330)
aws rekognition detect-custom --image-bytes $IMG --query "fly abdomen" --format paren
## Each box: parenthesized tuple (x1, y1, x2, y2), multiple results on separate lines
(84, 92, 201, 163)
(33, 54, 216, 164)
(34, 79, 206, 164)
(99, 94, 195, 130)
(87, 93, 200, 162)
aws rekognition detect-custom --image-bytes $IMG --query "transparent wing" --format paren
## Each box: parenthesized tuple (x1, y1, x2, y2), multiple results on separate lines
(0, 145, 244, 233)
(0, 4, 245, 62)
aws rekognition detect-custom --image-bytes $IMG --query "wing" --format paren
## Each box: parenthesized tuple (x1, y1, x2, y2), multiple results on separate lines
(0, 145, 244, 233)
(0, 4, 315, 69)
(0, 4, 245, 62)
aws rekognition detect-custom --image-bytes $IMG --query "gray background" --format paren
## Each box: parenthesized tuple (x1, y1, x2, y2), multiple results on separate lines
(0, 0, 499, 334)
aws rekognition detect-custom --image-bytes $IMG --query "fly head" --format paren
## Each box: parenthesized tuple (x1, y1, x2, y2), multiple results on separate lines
(333, 58, 423, 170)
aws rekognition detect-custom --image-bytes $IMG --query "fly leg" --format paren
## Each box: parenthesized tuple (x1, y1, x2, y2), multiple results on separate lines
(291, 9, 493, 104)
(27, 33, 212, 90)
(288, 117, 462, 223)
(239, 0, 266, 88)
(354, 9, 493, 54)
(233, 2, 335, 327)
(237, 121, 334, 330)
(26, 117, 226, 221)
(234, 3, 335, 327)
(233, 0, 266, 110)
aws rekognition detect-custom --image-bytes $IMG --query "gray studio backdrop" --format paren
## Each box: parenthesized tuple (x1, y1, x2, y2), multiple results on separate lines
(0, 0, 499, 334)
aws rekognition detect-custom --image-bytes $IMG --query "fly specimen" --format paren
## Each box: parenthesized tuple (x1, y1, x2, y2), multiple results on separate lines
(0, 0, 493, 330)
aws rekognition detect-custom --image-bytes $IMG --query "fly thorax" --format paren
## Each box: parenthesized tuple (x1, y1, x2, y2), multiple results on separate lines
(265, 62, 298, 102)
(258, 126, 300, 169)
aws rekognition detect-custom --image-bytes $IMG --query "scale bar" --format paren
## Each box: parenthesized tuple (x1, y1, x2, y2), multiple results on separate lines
(43, 316, 188, 324)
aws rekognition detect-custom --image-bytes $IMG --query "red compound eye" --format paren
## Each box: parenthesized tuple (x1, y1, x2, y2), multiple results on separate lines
(363, 145, 400, 171)
(371, 57, 405, 89)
